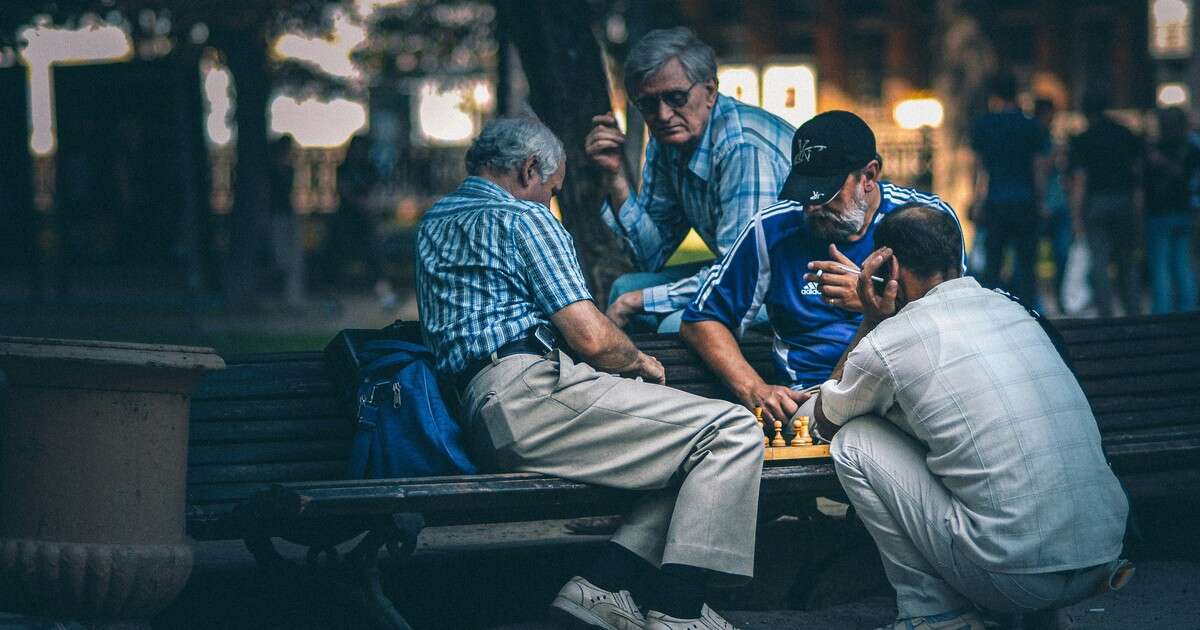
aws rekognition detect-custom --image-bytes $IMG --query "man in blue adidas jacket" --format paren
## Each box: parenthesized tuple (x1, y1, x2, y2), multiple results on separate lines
(680, 111, 964, 425)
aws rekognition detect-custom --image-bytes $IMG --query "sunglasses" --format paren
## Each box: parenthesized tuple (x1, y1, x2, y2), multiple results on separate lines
(634, 81, 700, 116)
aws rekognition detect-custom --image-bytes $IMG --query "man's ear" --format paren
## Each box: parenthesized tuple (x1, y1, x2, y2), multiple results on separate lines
(518, 156, 539, 187)
(703, 79, 718, 107)
(861, 159, 881, 192)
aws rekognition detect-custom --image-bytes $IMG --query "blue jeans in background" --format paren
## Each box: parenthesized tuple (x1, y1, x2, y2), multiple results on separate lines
(608, 260, 712, 333)
(1146, 214, 1198, 314)
(1045, 205, 1074, 310)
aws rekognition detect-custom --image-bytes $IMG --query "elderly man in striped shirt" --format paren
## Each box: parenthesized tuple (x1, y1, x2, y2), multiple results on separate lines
(416, 116, 763, 630)
(586, 27, 794, 334)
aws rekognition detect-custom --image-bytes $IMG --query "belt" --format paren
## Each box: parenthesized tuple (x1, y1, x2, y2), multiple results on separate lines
(456, 334, 555, 390)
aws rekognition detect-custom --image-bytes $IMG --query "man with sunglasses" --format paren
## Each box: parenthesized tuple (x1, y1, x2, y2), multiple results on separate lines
(586, 27, 794, 333)
(679, 111, 965, 427)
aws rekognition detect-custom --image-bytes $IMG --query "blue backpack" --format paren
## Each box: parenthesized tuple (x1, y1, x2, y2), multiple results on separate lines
(346, 340, 477, 478)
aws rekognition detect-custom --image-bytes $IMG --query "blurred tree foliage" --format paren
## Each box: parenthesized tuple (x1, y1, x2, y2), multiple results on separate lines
(352, 1, 495, 82)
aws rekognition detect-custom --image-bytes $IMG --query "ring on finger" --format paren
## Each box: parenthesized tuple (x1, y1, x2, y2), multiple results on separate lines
(815, 269, 823, 279)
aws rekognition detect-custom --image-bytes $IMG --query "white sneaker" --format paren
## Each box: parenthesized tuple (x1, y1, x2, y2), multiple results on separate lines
(643, 604, 738, 630)
(550, 575, 646, 630)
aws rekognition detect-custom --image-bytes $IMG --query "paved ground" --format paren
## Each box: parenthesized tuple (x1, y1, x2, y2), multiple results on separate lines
(145, 499, 1200, 630)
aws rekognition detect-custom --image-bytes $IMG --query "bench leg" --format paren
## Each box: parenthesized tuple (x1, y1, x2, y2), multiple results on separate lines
(240, 513, 423, 629)
(345, 513, 425, 630)
(245, 534, 292, 573)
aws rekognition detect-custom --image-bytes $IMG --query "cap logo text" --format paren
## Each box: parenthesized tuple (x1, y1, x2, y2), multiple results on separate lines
(793, 139, 828, 165)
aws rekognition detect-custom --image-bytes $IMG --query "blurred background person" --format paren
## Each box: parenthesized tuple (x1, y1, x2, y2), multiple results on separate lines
(323, 134, 386, 299)
(1035, 98, 1074, 313)
(1144, 107, 1199, 314)
(1069, 90, 1144, 317)
(269, 134, 304, 307)
(971, 71, 1050, 307)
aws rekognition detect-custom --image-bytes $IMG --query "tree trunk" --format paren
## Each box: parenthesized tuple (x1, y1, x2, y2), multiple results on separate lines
(168, 43, 215, 299)
(498, 0, 633, 306)
(216, 23, 271, 307)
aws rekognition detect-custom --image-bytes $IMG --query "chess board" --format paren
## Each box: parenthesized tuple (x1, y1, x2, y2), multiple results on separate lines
(756, 408, 831, 461)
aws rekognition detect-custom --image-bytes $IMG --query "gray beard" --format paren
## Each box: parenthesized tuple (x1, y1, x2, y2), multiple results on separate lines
(805, 190, 868, 242)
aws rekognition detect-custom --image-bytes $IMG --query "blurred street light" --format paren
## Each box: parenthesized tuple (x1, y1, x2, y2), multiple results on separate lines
(1158, 82, 1190, 108)
(717, 62, 816, 128)
(18, 21, 133, 155)
(270, 96, 367, 147)
(762, 63, 817, 128)
(893, 97, 944, 130)
(414, 77, 493, 145)
(717, 65, 759, 106)
(1150, 0, 1192, 59)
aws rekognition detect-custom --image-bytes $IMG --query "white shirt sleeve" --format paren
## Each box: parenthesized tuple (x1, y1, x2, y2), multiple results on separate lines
(817, 336, 896, 427)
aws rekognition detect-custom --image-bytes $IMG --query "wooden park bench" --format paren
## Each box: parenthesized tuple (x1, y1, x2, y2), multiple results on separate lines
(184, 312, 1200, 629)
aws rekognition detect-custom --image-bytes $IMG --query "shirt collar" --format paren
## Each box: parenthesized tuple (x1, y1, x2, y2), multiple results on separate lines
(923, 276, 981, 298)
(458, 175, 518, 202)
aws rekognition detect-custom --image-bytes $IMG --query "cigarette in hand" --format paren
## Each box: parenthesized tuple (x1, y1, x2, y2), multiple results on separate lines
(826, 262, 887, 287)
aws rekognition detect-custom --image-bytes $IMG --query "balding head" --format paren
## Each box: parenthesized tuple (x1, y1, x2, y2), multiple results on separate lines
(874, 203, 962, 281)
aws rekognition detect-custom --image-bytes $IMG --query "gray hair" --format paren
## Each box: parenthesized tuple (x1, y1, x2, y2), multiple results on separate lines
(465, 116, 565, 181)
(623, 27, 717, 97)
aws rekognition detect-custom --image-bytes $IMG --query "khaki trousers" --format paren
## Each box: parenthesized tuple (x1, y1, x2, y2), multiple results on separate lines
(461, 350, 764, 580)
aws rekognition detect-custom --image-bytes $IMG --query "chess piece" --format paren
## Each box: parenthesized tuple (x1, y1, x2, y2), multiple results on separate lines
(771, 420, 787, 447)
(755, 407, 769, 448)
(792, 416, 813, 447)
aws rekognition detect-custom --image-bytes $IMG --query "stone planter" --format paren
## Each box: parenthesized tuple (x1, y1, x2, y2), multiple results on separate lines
(0, 337, 224, 623)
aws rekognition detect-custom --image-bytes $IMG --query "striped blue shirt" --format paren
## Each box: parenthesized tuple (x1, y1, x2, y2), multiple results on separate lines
(682, 182, 965, 387)
(416, 177, 593, 375)
(602, 93, 794, 312)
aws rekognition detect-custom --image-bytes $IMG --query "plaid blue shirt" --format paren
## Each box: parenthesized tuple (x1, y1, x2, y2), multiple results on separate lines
(416, 177, 593, 375)
(602, 94, 794, 312)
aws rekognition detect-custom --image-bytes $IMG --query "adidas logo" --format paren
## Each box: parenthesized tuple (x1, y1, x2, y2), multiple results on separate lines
(801, 281, 821, 296)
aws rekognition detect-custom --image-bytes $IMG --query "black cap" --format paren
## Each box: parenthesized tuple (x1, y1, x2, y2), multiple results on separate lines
(779, 110, 877, 205)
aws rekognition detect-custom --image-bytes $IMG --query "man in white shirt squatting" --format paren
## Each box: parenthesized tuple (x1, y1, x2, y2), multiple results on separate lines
(812, 203, 1131, 630)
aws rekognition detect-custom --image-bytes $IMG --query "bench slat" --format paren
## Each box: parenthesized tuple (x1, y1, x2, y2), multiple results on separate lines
(1055, 316, 1200, 342)
(187, 481, 276, 505)
(223, 351, 325, 364)
(1096, 404, 1200, 431)
(188, 461, 345, 484)
(191, 397, 344, 422)
(1067, 336, 1200, 361)
(1079, 370, 1200, 398)
(189, 440, 349, 465)
(265, 463, 840, 522)
(1090, 392, 1200, 414)
(1102, 424, 1200, 445)
(1072, 350, 1200, 378)
(190, 419, 352, 443)
(194, 378, 335, 401)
